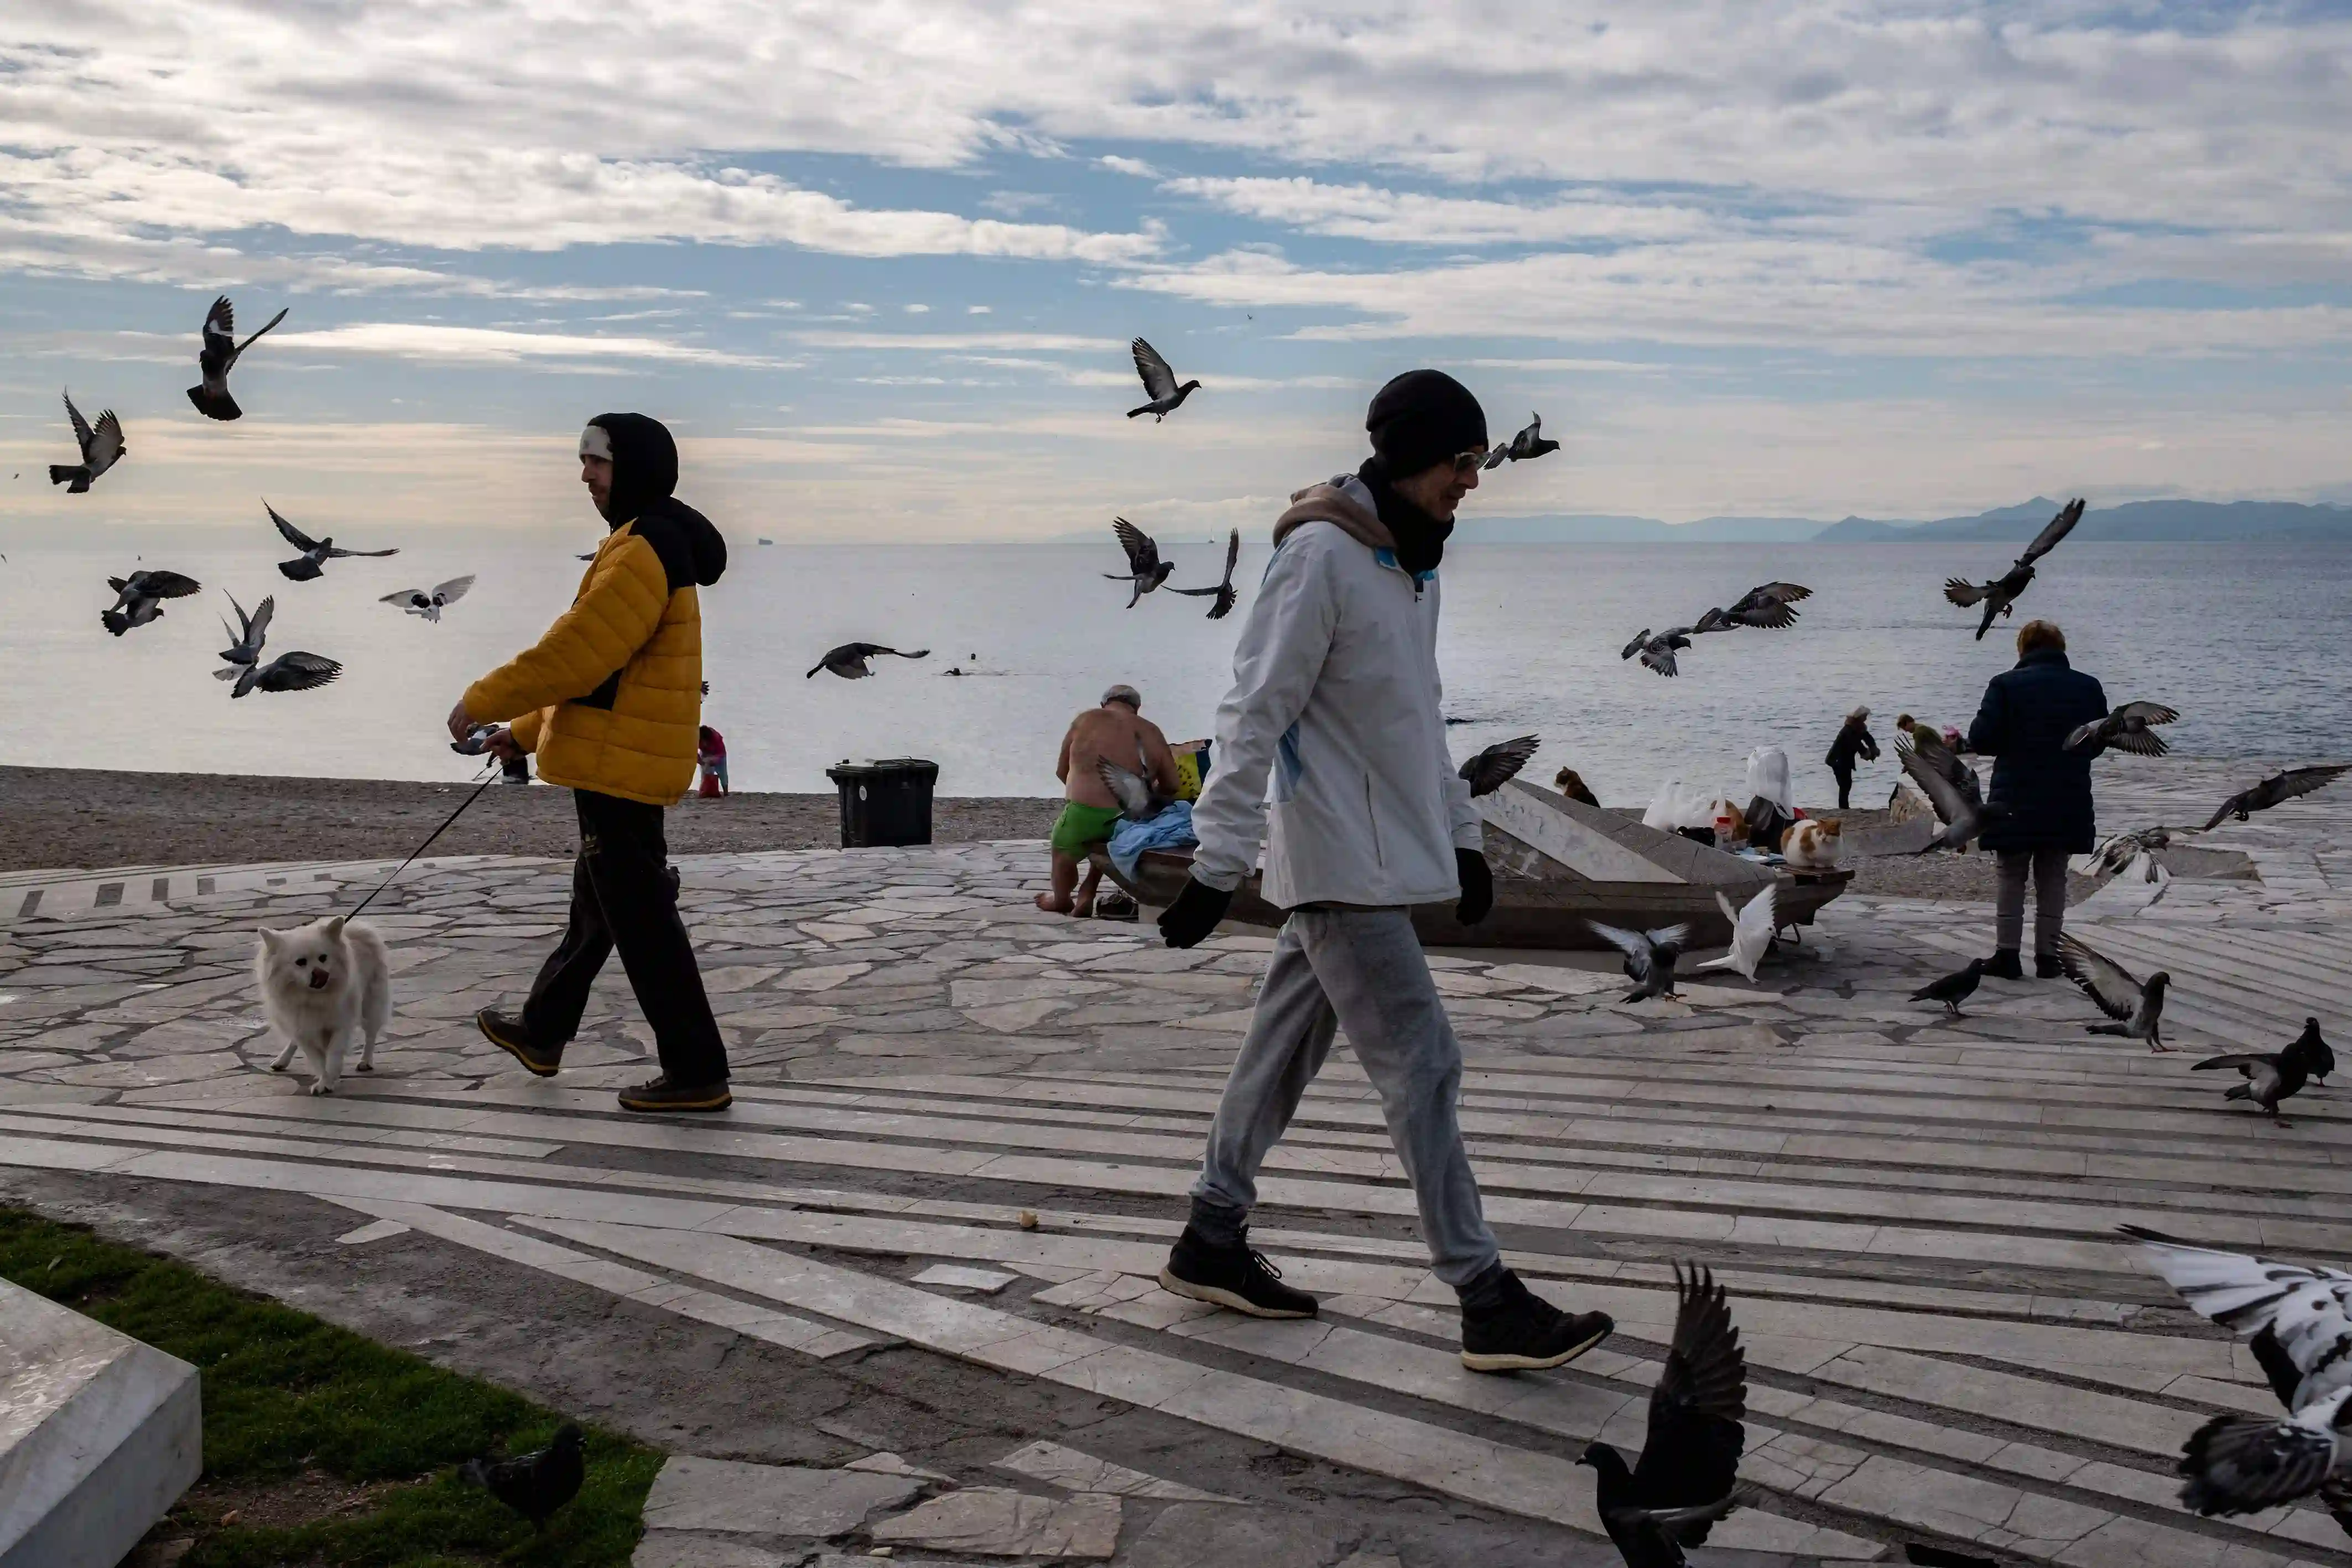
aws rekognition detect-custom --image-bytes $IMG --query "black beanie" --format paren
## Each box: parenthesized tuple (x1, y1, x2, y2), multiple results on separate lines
(584, 412, 678, 526)
(1364, 369, 1486, 477)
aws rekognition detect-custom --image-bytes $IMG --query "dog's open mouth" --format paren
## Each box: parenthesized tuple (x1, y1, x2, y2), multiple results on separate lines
(308, 969, 331, 989)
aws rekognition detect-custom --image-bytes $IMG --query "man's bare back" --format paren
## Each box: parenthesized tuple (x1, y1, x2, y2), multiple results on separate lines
(1059, 704, 1178, 806)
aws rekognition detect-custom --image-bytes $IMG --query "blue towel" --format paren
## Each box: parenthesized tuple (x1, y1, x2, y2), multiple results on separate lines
(1107, 800, 1197, 878)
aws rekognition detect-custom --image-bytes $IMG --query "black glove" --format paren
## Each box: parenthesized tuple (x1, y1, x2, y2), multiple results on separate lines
(1159, 877, 1235, 949)
(1454, 847, 1494, 926)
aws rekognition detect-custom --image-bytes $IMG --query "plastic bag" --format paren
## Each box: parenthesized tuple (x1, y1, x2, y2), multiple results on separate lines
(1744, 746, 1793, 812)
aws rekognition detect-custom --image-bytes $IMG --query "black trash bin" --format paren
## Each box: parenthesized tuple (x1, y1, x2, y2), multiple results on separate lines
(826, 758, 939, 848)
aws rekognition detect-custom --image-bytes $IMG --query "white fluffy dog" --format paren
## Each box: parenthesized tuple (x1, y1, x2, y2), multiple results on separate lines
(254, 915, 391, 1095)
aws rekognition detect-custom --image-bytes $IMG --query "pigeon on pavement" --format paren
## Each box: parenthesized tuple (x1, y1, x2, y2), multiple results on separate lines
(1588, 920, 1691, 1002)
(268, 502, 399, 581)
(2091, 826, 2172, 875)
(1943, 497, 2084, 639)
(1910, 958, 1987, 1017)
(806, 642, 929, 679)
(2058, 933, 2170, 1051)
(1622, 626, 1700, 678)
(1126, 338, 1200, 421)
(1105, 518, 1174, 607)
(1696, 885, 1778, 982)
(1480, 412, 1559, 468)
(2122, 1226, 2352, 1533)
(1458, 735, 1540, 797)
(1168, 528, 1242, 618)
(1896, 733, 1998, 851)
(2195, 1019, 2333, 1124)
(101, 570, 200, 636)
(186, 295, 288, 420)
(50, 390, 125, 493)
(380, 575, 476, 623)
(2065, 701, 2179, 759)
(214, 592, 273, 678)
(460, 1423, 584, 1532)
(1578, 1265, 1746, 1568)
(2201, 765, 2351, 832)
(233, 650, 341, 697)
(1694, 582, 1812, 633)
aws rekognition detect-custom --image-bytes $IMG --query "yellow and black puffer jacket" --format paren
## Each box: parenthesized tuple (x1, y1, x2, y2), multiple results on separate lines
(464, 414, 727, 806)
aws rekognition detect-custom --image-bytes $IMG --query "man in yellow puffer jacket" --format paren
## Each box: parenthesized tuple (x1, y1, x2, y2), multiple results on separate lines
(448, 413, 733, 1113)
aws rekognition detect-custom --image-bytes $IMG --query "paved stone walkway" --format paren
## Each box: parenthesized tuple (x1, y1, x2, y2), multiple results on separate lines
(3, 757, 2350, 1566)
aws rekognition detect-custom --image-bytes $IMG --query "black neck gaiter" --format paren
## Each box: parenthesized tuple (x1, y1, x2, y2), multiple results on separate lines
(1357, 459, 1453, 575)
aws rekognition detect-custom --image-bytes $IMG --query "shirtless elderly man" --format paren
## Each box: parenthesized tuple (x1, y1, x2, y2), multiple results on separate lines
(1039, 684, 1178, 915)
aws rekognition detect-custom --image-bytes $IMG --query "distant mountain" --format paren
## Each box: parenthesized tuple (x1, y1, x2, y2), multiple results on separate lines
(1815, 497, 2352, 544)
(1465, 514, 1828, 543)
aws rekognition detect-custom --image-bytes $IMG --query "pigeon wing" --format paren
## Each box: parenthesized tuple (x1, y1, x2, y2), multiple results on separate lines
(884, 647, 929, 660)
(2111, 701, 2179, 727)
(2058, 934, 2142, 1021)
(1630, 1265, 1746, 1526)
(1943, 577, 1987, 607)
(202, 295, 235, 347)
(1621, 629, 1652, 660)
(1897, 739, 1971, 827)
(2123, 1226, 2352, 1405)
(1131, 338, 1178, 402)
(1458, 735, 1539, 797)
(1646, 921, 1693, 957)
(1640, 642, 1680, 677)
(266, 501, 321, 552)
(1096, 759, 1152, 817)
(2182, 1411, 2339, 1515)
(380, 588, 424, 606)
(2108, 726, 2171, 758)
(142, 571, 202, 598)
(63, 389, 94, 451)
(1222, 527, 1240, 582)
(2275, 765, 2351, 804)
(258, 652, 342, 692)
(1718, 884, 1776, 975)
(326, 544, 400, 559)
(248, 594, 274, 644)
(1585, 920, 1654, 970)
(2063, 718, 2108, 756)
(1111, 517, 1159, 575)
(2018, 497, 2086, 565)
(2202, 790, 2250, 833)
(432, 574, 476, 605)
(1479, 445, 1510, 471)
(87, 410, 124, 470)
(235, 305, 289, 355)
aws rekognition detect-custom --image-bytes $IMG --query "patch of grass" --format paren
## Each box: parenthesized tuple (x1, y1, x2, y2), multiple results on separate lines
(0, 1207, 659, 1566)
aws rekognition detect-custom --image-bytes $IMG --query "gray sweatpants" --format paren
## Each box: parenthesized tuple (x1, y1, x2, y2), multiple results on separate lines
(1191, 907, 1501, 1288)
(1996, 847, 2069, 955)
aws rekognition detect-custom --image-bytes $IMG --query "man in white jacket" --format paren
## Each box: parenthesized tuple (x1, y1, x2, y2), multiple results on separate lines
(1156, 370, 1616, 1373)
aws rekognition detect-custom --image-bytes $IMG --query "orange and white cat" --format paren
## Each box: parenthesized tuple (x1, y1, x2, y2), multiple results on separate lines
(1782, 818, 1843, 869)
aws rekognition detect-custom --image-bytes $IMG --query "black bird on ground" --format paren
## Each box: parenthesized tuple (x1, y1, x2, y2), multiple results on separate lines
(1588, 920, 1691, 1002)
(1480, 412, 1559, 468)
(268, 502, 399, 581)
(1168, 528, 1241, 618)
(2123, 1225, 2352, 1533)
(1896, 731, 1998, 851)
(1579, 1264, 1746, 1568)
(2195, 1019, 2334, 1124)
(1105, 517, 1174, 606)
(186, 294, 288, 420)
(233, 650, 341, 698)
(1911, 958, 1987, 1017)
(2201, 765, 2351, 832)
(102, 570, 201, 636)
(1622, 626, 1700, 678)
(1693, 581, 1812, 633)
(214, 592, 273, 679)
(1125, 338, 1200, 421)
(460, 1423, 584, 1532)
(806, 642, 929, 679)
(2064, 701, 2179, 759)
(50, 390, 125, 493)
(2058, 934, 2170, 1051)
(1459, 735, 1540, 797)
(1943, 498, 2084, 639)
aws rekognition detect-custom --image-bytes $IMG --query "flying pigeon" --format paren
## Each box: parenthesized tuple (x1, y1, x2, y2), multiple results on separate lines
(1125, 337, 1200, 421)
(1458, 735, 1540, 797)
(2200, 765, 2350, 832)
(268, 502, 399, 581)
(460, 1423, 584, 1533)
(1696, 884, 1778, 982)
(2122, 1225, 2352, 1531)
(1622, 626, 1699, 678)
(1578, 1265, 1746, 1568)
(2058, 933, 2170, 1051)
(101, 570, 201, 636)
(1096, 739, 1170, 822)
(806, 642, 929, 679)
(379, 575, 476, 623)
(1588, 920, 1691, 1002)
(233, 650, 341, 698)
(1479, 412, 1559, 469)
(214, 591, 274, 678)
(1943, 498, 2085, 639)
(2195, 1019, 2333, 1125)
(2064, 701, 2179, 759)
(49, 390, 125, 493)
(1896, 731, 1996, 851)
(1693, 582, 1812, 633)
(2090, 825, 2171, 876)
(186, 295, 288, 421)
(1168, 528, 1241, 618)
(1909, 958, 1987, 1017)
(1105, 517, 1174, 607)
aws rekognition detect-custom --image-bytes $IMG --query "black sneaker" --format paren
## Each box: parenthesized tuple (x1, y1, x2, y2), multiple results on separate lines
(1460, 1272, 1614, 1373)
(2036, 951, 2065, 980)
(1982, 949, 2025, 981)
(477, 1009, 561, 1077)
(1158, 1225, 1318, 1319)
(617, 1075, 732, 1113)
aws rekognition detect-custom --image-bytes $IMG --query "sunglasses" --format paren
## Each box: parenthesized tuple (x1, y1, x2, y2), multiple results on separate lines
(1449, 449, 1490, 476)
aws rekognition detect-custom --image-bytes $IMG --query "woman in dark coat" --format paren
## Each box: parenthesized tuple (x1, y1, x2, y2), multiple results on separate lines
(1824, 706, 1878, 810)
(1966, 620, 2108, 978)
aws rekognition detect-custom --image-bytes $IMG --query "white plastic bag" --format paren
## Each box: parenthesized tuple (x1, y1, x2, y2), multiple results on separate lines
(1744, 746, 1793, 813)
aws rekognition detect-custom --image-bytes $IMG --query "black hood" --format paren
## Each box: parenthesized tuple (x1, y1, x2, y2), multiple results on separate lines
(588, 411, 726, 590)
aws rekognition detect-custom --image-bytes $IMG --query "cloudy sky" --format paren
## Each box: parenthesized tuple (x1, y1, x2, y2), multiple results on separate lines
(4, 1, 2349, 540)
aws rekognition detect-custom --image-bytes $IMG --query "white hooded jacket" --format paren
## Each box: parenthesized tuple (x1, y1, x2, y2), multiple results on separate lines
(1189, 475, 1482, 909)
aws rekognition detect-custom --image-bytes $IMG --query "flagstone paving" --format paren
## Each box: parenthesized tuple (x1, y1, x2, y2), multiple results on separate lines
(3, 756, 2351, 1565)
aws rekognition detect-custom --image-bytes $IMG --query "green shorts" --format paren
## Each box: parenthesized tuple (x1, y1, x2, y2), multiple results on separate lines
(1050, 801, 1125, 856)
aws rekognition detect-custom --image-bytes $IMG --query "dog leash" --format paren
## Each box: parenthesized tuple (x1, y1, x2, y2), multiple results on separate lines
(345, 760, 502, 920)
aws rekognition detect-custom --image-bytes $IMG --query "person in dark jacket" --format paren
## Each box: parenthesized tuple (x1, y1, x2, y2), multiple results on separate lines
(1966, 620, 2108, 980)
(1824, 705, 1879, 810)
